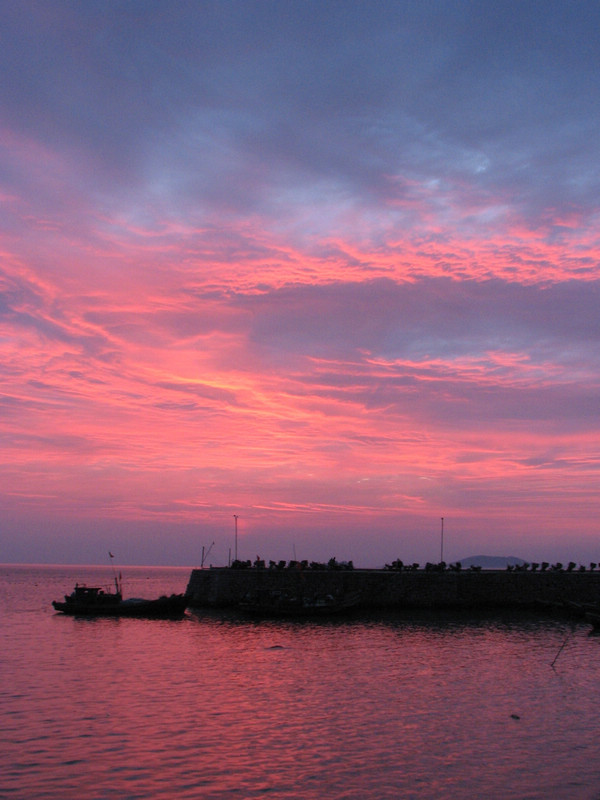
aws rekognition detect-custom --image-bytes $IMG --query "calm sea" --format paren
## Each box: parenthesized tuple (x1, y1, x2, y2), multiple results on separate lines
(2, 563, 600, 800)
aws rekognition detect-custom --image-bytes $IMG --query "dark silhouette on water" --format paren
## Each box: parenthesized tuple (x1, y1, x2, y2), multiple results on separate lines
(52, 580, 188, 619)
(239, 588, 361, 617)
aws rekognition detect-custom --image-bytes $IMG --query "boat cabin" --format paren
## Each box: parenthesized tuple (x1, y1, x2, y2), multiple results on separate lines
(66, 584, 121, 604)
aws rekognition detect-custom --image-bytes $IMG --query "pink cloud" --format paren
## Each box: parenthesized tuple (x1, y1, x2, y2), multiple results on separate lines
(2, 1, 600, 565)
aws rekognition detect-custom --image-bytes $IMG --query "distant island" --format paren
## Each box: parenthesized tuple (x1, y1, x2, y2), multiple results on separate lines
(459, 555, 526, 569)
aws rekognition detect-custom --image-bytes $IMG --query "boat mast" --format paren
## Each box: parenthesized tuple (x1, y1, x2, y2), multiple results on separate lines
(109, 551, 121, 595)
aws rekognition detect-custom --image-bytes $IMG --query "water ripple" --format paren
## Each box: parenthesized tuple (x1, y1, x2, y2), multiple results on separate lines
(2, 567, 600, 799)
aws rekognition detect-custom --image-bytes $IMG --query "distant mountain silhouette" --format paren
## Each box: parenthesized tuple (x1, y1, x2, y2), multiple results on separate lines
(459, 555, 526, 569)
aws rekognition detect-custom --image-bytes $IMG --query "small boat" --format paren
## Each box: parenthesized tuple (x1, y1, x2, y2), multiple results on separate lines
(52, 580, 188, 619)
(239, 588, 361, 617)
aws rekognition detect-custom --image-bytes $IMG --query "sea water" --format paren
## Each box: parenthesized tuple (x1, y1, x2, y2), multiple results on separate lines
(2, 563, 600, 800)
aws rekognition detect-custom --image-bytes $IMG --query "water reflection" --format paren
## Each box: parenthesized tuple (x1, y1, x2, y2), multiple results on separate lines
(2, 566, 600, 799)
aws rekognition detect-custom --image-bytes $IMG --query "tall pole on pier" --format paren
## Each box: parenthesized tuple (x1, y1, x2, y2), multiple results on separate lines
(233, 514, 239, 562)
(440, 517, 444, 563)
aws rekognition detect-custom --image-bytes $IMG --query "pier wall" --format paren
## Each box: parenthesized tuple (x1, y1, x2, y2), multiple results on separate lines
(186, 567, 600, 610)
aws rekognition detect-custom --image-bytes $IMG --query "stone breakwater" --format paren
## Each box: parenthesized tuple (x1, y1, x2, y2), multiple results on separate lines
(186, 567, 600, 610)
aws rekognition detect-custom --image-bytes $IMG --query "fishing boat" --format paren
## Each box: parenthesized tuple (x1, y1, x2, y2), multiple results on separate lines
(239, 588, 361, 617)
(52, 579, 188, 619)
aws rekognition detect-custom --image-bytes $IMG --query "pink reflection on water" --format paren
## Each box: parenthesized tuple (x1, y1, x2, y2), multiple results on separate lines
(2, 568, 600, 799)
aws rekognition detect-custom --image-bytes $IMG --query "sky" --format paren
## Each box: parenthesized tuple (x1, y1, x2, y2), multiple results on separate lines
(2, 0, 600, 568)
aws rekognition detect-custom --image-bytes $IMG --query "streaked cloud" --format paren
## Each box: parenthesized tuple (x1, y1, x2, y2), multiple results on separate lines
(1, 0, 600, 564)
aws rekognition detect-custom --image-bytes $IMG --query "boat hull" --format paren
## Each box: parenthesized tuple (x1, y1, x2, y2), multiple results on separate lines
(239, 591, 361, 618)
(52, 594, 188, 619)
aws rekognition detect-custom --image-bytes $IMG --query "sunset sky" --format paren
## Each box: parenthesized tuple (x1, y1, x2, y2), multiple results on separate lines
(2, 1, 600, 567)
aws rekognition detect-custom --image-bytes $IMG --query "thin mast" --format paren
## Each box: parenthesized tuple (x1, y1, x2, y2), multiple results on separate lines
(108, 551, 121, 594)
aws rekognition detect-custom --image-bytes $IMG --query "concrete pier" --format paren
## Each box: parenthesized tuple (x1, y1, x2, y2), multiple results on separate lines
(186, 567, 600, 610)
